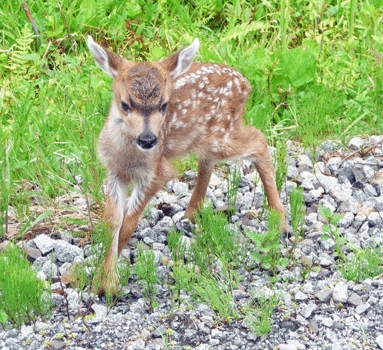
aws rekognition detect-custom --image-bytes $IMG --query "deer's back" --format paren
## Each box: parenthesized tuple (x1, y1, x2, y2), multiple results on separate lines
(164, 62, 251, 159)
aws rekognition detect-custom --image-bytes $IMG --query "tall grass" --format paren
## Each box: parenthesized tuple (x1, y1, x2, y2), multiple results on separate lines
(0, 0, 382, 237)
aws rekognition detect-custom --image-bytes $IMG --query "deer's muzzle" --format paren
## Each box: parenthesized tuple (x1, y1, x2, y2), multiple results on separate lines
(136, 131, 158, 151)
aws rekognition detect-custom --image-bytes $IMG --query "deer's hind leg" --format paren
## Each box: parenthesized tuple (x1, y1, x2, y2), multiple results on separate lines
(184, 158, 214, 223)
(208, 126, 287, 238)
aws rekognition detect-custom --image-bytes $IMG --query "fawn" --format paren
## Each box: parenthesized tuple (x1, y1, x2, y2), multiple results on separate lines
(87, 36, 287, 294)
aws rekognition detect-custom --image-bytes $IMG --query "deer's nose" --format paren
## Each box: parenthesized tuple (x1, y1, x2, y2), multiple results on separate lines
(136, 132, 158, 151)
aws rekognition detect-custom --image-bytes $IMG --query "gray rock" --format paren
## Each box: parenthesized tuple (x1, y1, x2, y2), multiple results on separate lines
(353, 163, 375, 183)
(339, 160, 356, 184)
(153, 216, 174, 233)
(337, 212, 354, 228)
(54, 240, 83, 263)
(20, 325, 33, 340)
(173, 181, 189, 196)
(128, 339, 146, 350)
(368, 212, 383, 227)
(325, 157, 342, 176)
(33, 234, 55, 255)
(329, 185, 352, 204)
(92, 303, 107, 317)
(348, 292, 363, 306)
(355, 303, 371, 314)
(66, 288, 79, 310)
(333, 282, 348, 303)
(364, 184, 378, 197)
(298, 154, 313, 169)
(314, 173, 338, 193)
(315, 288, 333, 303)
(50, 340, 65, 350)
(376, 334, 383, 349)
(348, 137, 364, 150)
(308, 319, 319, 333)
(338, 197, 363, 214)
(23, 246, 42, 262)
(300, 301, 317, 318)
(51, 293, 66, 308)
(41, 259, 58, 279)
(295, 291, 308, 301)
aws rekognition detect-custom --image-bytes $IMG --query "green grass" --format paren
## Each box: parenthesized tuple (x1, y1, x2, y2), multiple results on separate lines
(0, 242, 52, 328)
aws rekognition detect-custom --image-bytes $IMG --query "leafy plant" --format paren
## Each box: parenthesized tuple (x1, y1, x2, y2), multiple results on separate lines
(192, 204, 249, 273)
(289, 186, 305, 237)
(319, 204, 346, 262)
(246, 209, 288, 279)
(244, 290, 281, 336)
(192, 271, 240, 323)
(134, 245, 158, 309)
(226, 164, 242, 214)
(339, 245, 383, 282)
(0, 243, 52, 328)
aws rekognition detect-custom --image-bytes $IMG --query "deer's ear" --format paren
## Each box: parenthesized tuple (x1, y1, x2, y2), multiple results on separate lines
(87, 36, 123, 78)
(160, 38, 199, 80)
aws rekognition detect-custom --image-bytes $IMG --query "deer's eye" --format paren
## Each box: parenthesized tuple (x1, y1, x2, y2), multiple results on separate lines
(160, 102, 168, 112)
(121, 101, 130, 112)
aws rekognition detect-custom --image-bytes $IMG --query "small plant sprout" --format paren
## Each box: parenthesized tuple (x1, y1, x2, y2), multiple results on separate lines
(135, 245, 158, 309)
(0, 243, 52, 328)
(226, 164, 242, 214)
(319, 204, 346, 262)
(289, 186, 306, 238)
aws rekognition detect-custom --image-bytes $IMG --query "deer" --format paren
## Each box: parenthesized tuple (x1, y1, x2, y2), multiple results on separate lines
(87, 36, 287, 295)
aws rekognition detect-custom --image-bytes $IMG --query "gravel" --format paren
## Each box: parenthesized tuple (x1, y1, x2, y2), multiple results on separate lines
(1, 135, 383, 350)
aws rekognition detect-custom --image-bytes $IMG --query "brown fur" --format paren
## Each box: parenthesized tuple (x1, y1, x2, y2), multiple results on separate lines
(88, 37, 287, 295)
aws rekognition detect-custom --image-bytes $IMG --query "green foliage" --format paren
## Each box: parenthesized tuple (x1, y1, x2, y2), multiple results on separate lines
(134, 245, 158, 309)
(6, 24, 37, 77)
(319, 204, 346, 261)
(226, 165, 242, 214)
(246, 209, 288, 277)
(0, 243, 52, 328)
(193, 271, 240, 322)
(192, 204, 249, 273)
(244, 290, 281, 336)
(289, 187, 305, 237)
(339, 245, 383, 282)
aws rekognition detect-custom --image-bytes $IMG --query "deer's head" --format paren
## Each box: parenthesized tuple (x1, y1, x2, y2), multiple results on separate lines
(88, 36, 199, 152)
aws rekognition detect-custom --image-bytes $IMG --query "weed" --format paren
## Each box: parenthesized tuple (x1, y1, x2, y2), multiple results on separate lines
(319, 204, 346, 262)
(193, 271, 240, 323)
(226, 164, 242, 214)
(289, 186, 306, 237)
(244, 290, 281, 336)
(134, 245, 158, 309)
(0, 243, 51, 328)
(246, 209, 288, 279)
(339, 245, 383, 282)
(192, 204, 249, 273)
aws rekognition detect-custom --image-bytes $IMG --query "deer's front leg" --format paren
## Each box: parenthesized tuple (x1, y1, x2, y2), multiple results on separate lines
(117, 163, 175, 253)
(96, 173, 127, 295)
